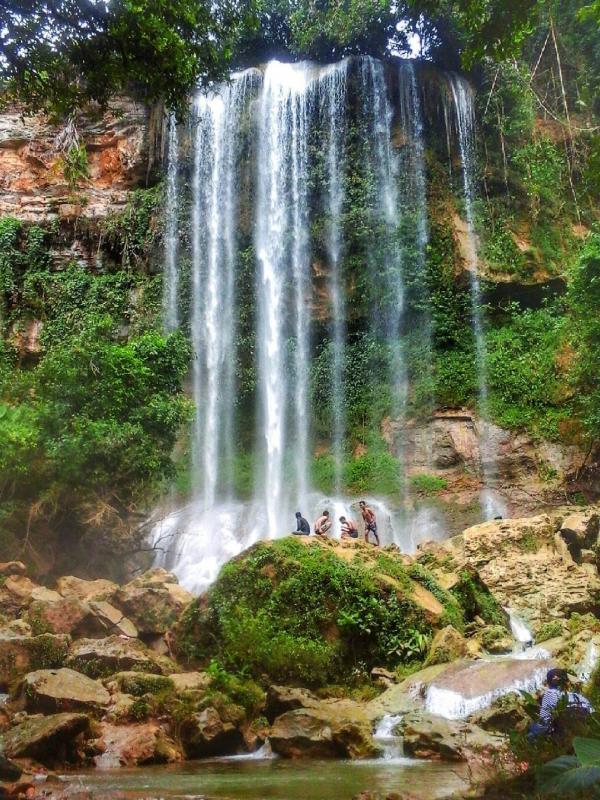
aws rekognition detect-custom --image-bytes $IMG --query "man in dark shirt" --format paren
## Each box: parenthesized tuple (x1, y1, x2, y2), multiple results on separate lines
(293, 511, 310, 535)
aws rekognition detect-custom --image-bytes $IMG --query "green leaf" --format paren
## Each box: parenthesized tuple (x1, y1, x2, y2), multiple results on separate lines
(574, 737, 600, 767)
(537, 756, 600, 797)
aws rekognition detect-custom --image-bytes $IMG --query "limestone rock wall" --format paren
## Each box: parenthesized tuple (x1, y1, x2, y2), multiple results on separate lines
(0, 99, 160, 225)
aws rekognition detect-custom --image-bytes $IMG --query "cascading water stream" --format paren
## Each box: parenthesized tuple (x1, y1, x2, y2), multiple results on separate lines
(320, 61, 349, 491)
(446, 74, 505, 520)
(191, 77, 252, 508)
(361, 58, 408, 438)
(373, 714, 405, 761)
(255, 62, 315, 534)
(163, 113, 180, 332)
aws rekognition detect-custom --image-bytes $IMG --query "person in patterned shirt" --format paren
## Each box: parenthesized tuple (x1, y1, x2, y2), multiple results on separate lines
(528, 668, 593, 741)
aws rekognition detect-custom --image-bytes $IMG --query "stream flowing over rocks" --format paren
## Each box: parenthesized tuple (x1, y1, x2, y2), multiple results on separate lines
(0, 507, 598, 798)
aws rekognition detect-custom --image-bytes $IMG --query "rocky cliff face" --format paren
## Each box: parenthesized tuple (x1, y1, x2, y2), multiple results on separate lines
(0, 99, 158, 227)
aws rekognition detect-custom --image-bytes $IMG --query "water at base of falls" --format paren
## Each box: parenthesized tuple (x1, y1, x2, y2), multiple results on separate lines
(152, 493, 429, 593)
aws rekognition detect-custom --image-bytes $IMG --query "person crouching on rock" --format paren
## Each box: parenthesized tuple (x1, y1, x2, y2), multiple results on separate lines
(359, 500, 380, 546)
(314, 510, 332, 536)
(293, 511, 311, 536)
(527, 668, 593, 741)
(339, 516, 359, 539)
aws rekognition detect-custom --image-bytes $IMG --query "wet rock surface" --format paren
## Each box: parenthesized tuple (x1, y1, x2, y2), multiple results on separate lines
(16, 668, 110, 713)
(0, 712, 89, 763)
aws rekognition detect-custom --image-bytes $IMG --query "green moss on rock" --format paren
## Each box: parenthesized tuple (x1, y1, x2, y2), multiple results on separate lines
(173, 538, 466, 686)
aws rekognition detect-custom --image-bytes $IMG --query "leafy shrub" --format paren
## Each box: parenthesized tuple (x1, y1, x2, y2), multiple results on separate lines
(535, 620, 564, 643)
(410, 473, 448, 496)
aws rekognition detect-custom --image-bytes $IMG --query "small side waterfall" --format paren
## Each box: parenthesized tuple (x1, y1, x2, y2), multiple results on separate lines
(506, 608, 534, 647)
(361, 59, 408, 446)
(162, 113, 180, 332)
(373, 714, 405, 761)
(446, 75, 505, 520)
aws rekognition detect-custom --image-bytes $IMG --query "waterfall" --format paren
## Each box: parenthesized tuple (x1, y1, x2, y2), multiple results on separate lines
(255, 62, 315, 535)
(373, 714, 405, 760)
(446, 75, 504, 520)
(361, 58, 407, 433)
(190, 77, 251, 507)
(320, 61, 348, 491)
(506, 608, 534, 646)
(153, 57, 503, 592)
(163, 113, 180, 331)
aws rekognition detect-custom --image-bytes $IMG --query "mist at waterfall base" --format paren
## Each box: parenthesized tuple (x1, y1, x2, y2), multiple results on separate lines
(153, 57, 503, 594)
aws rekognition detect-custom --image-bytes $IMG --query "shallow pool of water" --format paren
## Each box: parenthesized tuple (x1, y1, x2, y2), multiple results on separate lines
(61, 757, 469, 800)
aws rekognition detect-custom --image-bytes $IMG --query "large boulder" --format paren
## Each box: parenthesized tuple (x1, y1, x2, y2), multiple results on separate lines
(16, 668, 110, 713)
(0, 562, 27, 578)
(27, 596, 100, 637)
(0, 633, 69, 689)
(0, 576, 58, 616)
(0, 712, 89, 763)
(87, 601, 138, 639)
(401, 712, 505, 761)
(265, 685, 319, 721)
(66, 636, 171, 678)
(270, 700, 377, 759)
(113, 570, 192, 637)
(27, 594, 138, 639)
(559, 510, 599, 547)
(169, 672, 210, 693)
(92, 721, 182, 767)
(55, 576, 118, 603)
(425, 626, 470, 666)
(469, 694, 530, 734)
(420, 511, 600, 625)
(179, 706, 244, 758)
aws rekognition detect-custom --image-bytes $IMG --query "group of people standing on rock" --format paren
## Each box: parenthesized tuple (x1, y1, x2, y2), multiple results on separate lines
(293, 500, 380, 546)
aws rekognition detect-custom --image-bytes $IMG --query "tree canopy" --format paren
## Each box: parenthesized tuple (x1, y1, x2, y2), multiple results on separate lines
(0, 0, 255, 117)
(0, 0, 567, 117)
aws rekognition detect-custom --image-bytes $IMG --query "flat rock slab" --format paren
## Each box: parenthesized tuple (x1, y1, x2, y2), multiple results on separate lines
(19, 668, 110, 712)
(66, 636, 168, 678)
(0, 712, 89, 762)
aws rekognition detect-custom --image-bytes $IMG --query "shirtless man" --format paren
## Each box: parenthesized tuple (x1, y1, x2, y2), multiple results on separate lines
(339, 516, 358, 539)
(359, 500, 380, 546)
(314, 510, 332, 536)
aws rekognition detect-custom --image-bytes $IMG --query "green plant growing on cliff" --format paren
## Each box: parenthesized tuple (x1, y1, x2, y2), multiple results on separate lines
(568, 232, 600, 455)
(59, 142, 90, 189)
(485, 301, 570, 440)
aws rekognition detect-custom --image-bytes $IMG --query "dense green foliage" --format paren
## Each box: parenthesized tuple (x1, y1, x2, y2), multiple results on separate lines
(0, 212, 190, 564)
(0, 0, 255, 117)
(567, 233, 600, 448)
(175, 537, 468, 685)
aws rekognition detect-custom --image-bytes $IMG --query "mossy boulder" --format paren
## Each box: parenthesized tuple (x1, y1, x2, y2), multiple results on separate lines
(425, 625, 470, 666)
(0, 712, 89, 764)
(173, 537, 466, 686)
(66, 636, 173, 679)
(0, 633, 69, 689)
(113, 570, 193, 636)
